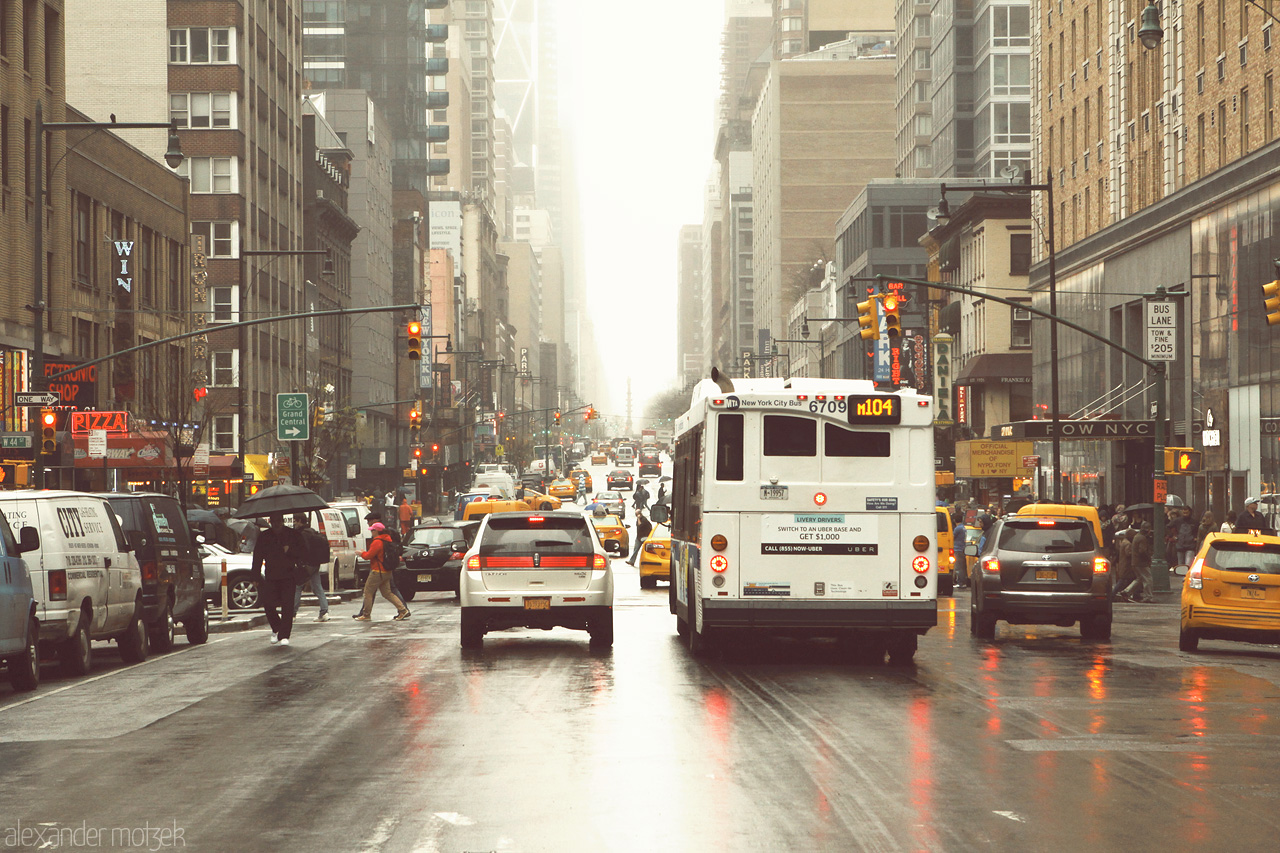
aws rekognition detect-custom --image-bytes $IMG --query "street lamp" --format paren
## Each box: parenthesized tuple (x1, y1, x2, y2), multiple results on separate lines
(30, 103, 183, 489)
(935, 170, 1061, 501)
(1139, 0, 1280, 50)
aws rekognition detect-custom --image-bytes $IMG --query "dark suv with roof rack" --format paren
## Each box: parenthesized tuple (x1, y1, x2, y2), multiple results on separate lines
(967, 514, 1112, 641)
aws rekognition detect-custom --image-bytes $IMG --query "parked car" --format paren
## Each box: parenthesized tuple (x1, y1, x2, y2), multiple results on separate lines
(101, 492, 209, 651)
(968, 514, 1112, 641)
(199, 542, 261, 609)
(0, 491, 149, 675)
(0, 511, 41, 691)
(1179, 532, 1280, 652)
(589, 514, 629, 555)
(459, 511, 614, 648)
(606, 470, 634, 491)
(638, 524, 672, 590)
(397, 520, 480, 600)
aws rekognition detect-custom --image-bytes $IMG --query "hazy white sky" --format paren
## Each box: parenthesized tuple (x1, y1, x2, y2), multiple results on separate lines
(555, 0, 725, 421)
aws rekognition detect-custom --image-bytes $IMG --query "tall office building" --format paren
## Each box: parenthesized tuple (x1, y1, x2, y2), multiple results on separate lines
(677, 225, 705, 388)
(894, 0, 933, 177)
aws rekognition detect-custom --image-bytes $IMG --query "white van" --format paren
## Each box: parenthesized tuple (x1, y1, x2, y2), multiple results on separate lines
(614, 446, 635, 467)
(329, 501, 377, 585)
(0, 491, 149, 674)
(472, 473, 516, 499)
(287, 507, 361, 588)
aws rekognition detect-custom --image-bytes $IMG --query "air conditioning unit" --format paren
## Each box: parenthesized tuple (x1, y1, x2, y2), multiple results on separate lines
(316, 189, 325, 199)
(1013, 307, 1032, 321)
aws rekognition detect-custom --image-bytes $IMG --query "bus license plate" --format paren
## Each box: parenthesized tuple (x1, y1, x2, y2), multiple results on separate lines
(761, 486, 788, 500)
(524, 597, 551, 610)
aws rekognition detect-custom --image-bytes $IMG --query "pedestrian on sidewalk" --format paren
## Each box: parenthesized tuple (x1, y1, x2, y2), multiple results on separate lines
(1121, 522, 1154, 602)
(1221, 511, 1237, 534)
(1196, 511, 1217, 552)
(292, 513, 331, 622)
(628, 511, 653, 566)
(354, 522, 410, 621)
(1112, 527, 1135, 601)
(1235, 498, 1275, 535)
(252, 513, 305, 646)
(399, 498, 414, 537)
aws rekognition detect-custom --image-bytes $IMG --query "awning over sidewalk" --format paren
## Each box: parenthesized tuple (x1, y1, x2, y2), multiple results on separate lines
(955, 352, 1032, 386)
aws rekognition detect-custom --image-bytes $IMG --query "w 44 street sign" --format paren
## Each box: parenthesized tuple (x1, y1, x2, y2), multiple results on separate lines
(277, 393, 310, 441)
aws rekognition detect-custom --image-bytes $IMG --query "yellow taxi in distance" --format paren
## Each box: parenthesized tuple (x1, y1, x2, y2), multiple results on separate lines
(638, 524, 671, 589)
(590, 514, 629, 556)
(591, 451, 609, 465)
(547, 478, 576, 499)
(1016, 503, 1104, 550)
(936, 508, 954, 596)
(462, 498, 533, 522)
(521, 490, 562, 512)
(569, 468, 593, 491)
(1180, 532, 1280, 652)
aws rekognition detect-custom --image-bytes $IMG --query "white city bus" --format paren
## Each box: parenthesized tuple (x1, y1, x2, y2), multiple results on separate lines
(669, 373, 937, 663)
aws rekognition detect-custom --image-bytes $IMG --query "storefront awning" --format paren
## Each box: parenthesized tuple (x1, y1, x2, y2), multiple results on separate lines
(955, 352, 1032, 386)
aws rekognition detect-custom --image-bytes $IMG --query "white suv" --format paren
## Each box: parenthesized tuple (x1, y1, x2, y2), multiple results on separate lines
(459, 511, 614, 648)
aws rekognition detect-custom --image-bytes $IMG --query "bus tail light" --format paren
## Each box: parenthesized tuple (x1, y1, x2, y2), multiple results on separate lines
(911, 555, 930, 573)
(1093, 556, 1109, 574)
(1188, 557, 1204, 589)
(912, 535, 930, 552)
(710, 534, 728, 551)
(813, 492, 827, 506)
(709, 554, 729, 573)
(48, 568, 68, 601)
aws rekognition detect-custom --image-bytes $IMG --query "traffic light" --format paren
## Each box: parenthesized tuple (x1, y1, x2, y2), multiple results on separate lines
(40, 409, 57, 456)
(431, 442, 440, 459)
(408, 408, 421, 439)
(1264, 278, 1280, 325)
(1165, 446, 1202, 474)
(313, 405, 325, 427)
(406, 320, 423, 359)
(883, 295, 902, 338)
(554, 411, 562, 424)
(856, 294, 880, 341)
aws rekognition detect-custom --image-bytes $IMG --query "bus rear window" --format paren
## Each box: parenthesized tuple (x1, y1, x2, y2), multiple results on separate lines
(763, 415, 816, 456)
(716, 413, 744, 480)
(824, 423, 890, 457)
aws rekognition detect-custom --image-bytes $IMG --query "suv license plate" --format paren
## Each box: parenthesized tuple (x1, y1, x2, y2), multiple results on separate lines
(417, 573, 433, 582)
(524, 597, 551, 610)
(761, 486, 788, 500)
(1035, 569, 1057, 580)
(1243, 587, 1266, 600)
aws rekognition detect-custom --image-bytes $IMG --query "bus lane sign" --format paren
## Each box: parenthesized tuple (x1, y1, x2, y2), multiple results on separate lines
(760, 513, 879, 556)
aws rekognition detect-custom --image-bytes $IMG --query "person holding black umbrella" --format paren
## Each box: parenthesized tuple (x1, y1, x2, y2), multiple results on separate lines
(251, 513, 306, 646)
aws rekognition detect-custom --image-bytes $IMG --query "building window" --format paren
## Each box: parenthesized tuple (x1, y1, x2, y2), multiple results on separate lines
(1242, 87, 1251, 151)
(73, 192, 91, 286)
(992, 103, 1032, 145)
(1266, 74, 1275, 140)
(168, 240, 180, 310)
(211, 351, 238, 387)
(992, 4, 1031, 47)
(211, 286, 238, 323)
(169, 28, 234, 64)
(780, 15, 803, 32)
(992, 54, 1031, 96)
(213, 414, 238, 452)
(1009, 233, 1032, 275)
(192, 221, 237, 257)
(914, 49, 930, 70)
(1010, 303, 1032, 348)
(176, 157, 237, 193)
(171, 93, 234, 129)
(138, 228, 153, 305)
(1, 105, 8, 193)
(1219, 100, 1228, 167)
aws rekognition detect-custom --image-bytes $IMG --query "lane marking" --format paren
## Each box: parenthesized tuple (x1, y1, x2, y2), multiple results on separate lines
(994, 811, 1025, 822)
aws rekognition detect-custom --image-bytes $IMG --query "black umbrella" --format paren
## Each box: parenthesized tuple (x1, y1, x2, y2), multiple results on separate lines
(186, 508, 222, 526)
(659, 475, 672, 483)
(233, 484, 328, 518)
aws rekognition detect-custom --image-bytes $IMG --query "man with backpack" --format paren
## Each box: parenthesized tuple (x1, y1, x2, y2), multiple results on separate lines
(633, 482, 650, 513)
(292, 514, 331, 622)
(354, 522, 410, 621)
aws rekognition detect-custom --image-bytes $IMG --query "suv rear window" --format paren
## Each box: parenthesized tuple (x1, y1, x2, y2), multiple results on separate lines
(997, 520, 1095, 553)
(407, 527, 461, 547)
(1206, 541, 1280, 574)
(480, 516, 594, 554)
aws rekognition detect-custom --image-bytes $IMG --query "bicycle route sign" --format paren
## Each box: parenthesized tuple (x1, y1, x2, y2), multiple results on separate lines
(277, 393, 310, 441)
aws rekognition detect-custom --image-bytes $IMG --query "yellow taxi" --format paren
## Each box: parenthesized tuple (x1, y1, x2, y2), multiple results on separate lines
(591, 451, 609, 465)
(521, 490, 562, 512)
(936, 508, 955, 596)
(1180, 532, 1280, 652)
(590, 514, 629, 556)
(638, 524, 671, 589)
(569, 468, 593, 491)
(462, 498, 533, 522)
(547, 478, 576, 499)
(1016, 503, 1104, 549)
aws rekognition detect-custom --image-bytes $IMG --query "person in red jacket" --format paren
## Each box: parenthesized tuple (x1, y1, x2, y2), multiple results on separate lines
(354, 523, 410, 621)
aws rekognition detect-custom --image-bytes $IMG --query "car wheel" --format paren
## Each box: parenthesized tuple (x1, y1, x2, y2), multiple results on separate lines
(1081, 614, 1112, 642)
(8, 617, 41, 692)
(149, 602, 176, 653)
(460, 609, 485, 648)
(59, 616, 92, 677)
(119, 611, 150, 664)
(1178, 625, 1200, 652)
(228, 574, 261, 610)
(185, 602, 210, 645)
(397, 574, 417, 602)
(589, 612, 614, 648)
(886, 632, 917, 666)
(639, 575, 657, 590)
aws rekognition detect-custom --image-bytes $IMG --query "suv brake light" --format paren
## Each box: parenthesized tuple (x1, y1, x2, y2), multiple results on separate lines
(1093, 556, 1109, 574)
(1188, 557, 1203, 589)
(48, 568, 68, 600)
(981, 556, 1000, 574)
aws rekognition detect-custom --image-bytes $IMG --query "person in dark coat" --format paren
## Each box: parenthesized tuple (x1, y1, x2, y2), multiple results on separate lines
(251, 513, 305, 645)
(292, 513, 331, 622)
(1235, 498, 1276, 535)
(628, 511, 653, 566)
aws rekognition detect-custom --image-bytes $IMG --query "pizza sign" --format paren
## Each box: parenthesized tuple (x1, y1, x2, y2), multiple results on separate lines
(70, 411, 129, 436)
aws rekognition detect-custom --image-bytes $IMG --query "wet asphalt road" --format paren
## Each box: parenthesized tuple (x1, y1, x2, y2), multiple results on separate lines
(4, 568, 1280, 853)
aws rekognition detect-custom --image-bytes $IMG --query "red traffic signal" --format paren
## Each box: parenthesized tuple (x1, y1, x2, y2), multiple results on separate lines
(406, 321, 423, 360)
(413, 447, 423, 459)
(40, 408, 57, 455)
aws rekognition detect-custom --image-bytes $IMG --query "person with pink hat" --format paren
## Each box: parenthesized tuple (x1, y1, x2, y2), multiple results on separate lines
(354, 522, 410, 621)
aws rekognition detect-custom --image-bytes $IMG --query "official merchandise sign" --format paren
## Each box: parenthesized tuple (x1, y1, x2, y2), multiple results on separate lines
(956, 440, 1036, 478)
(759, 513, 880, 556)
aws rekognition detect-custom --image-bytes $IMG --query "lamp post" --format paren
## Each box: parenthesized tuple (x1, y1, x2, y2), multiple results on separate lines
(30, 103, 183, 489)
(935, 171, 1060, 501)
(1138, 0, 1280, 49)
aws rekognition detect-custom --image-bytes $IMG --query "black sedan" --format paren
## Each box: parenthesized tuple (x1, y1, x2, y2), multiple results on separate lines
(606, 469, 634, 491)
(395, 521, 480, 601)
